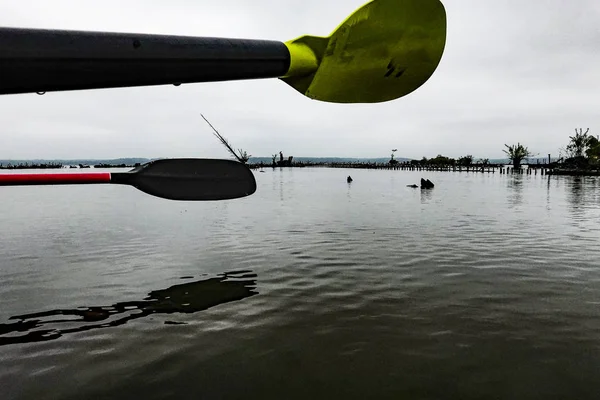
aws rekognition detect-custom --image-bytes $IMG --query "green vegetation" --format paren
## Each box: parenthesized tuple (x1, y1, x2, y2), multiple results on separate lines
(566, 128, 590, 158)
(237, 150, 251, 164)
(425, 155, 454, 166)
(201, 114, 251, 164)
(457, 155, 473, 166)
(94, 163, 141, 168)
(559, 128, 599, 169)
(0, 162, 63, 169)
(407, 154, 476, 167)
(503, 143, 534, 169)
(587, 137, 600, 164)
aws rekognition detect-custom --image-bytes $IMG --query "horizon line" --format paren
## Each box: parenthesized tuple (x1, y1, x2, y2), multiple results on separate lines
(0, 156, 524, 162)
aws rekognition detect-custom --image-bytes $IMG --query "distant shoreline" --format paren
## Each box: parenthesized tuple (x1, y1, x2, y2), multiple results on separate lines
(0, 156, 524, 168)
(3, 159, 598, 177)
(0, 162, 141, 170)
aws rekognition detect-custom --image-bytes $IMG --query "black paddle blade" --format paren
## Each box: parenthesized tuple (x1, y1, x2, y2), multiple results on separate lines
(113, 158, 256, 201)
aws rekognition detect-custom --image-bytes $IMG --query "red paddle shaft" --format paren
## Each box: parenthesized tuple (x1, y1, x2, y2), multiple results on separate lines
(0, 172, 111, 186)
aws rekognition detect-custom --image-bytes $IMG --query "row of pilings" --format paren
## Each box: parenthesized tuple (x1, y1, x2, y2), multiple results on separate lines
(249, 162, 552, 175)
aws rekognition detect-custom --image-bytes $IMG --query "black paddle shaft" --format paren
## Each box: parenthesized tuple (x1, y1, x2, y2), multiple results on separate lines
(0, 27, 291, 95)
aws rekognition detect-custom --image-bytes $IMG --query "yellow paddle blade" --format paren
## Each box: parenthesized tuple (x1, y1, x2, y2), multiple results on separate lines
(282, 0, 447, 103)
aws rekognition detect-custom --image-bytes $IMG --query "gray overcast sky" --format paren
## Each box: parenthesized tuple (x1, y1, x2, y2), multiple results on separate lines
(0, 0, 598, 160)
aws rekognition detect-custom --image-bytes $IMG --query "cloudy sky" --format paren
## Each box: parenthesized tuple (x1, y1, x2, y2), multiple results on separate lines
(0, 0, 598, 160)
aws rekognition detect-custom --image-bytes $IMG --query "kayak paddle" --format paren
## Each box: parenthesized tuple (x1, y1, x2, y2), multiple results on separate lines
(0, 158, 257, 201)
(0, 0, 447, 103)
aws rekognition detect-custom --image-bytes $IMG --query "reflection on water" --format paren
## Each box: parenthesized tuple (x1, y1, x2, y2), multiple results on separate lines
(0, 270, 258, 346)
(507, 175, 523, 206)
(547, 176, 551, 209)
(569, 177, 584, 209)
(565, 177, 599, 220)
(420, 188, 433, 203)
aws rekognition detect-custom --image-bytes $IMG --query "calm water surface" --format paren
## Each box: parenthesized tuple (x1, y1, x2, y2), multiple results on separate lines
(1, 168, 600, 399)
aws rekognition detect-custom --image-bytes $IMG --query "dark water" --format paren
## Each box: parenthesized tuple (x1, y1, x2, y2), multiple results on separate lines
(1, 168, 599, 399)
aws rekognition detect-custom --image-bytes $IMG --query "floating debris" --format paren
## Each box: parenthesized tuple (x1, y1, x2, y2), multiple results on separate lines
(420, 178, 434, 189)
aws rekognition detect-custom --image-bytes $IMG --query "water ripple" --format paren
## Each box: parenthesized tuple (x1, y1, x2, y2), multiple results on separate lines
(1, 170, 600, 399)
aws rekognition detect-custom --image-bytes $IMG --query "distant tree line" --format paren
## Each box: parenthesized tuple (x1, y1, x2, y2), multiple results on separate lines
(386, 127, 598, 171)
(397, 154, 487, 167)
(93, 163, 141, 168)
(0, 162, 63, 169)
